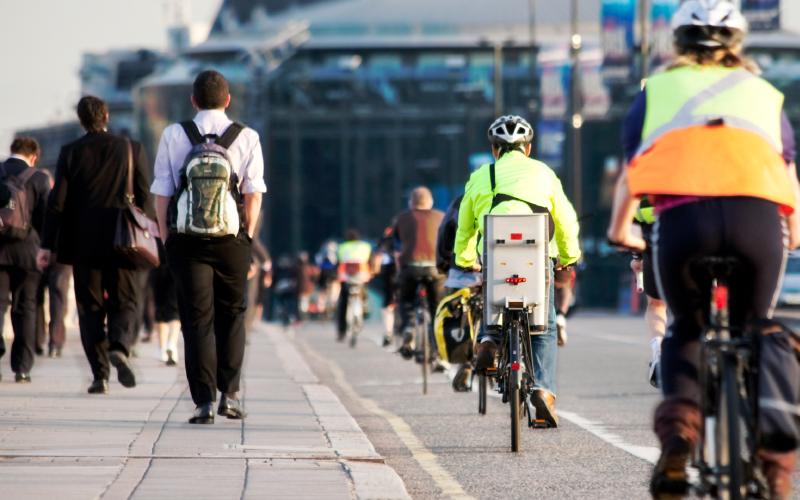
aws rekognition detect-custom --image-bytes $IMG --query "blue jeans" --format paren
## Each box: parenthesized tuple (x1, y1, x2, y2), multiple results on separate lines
(478, 264, 557, 395)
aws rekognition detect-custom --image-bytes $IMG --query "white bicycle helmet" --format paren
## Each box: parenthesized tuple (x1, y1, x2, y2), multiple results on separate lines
(671, 0, 748, 49)
(487, 115, 534, 147)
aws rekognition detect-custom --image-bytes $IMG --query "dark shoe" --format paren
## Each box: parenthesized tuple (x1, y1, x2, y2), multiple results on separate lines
(452, 364, 472, 392)
(217, 397, 246, 420)
(189, 403, 215, 424)
(48, 346, 63, 358)
(649, 436, 691, 499)
(382, 335, 392, 348)
(165, 349, 177, 367)
(759, 449, 795, 500)
(35, 345, 45, 356)
(14, 372, 31, 383)
(474, 341, 498, 373)
(87, 378, 109, 394)
(431, 358, 448, 373)
(140, 332, 152, 343)
(399, 330, 415, 360)
(531, 389, 558, 428)
(109, 350, 136, 388)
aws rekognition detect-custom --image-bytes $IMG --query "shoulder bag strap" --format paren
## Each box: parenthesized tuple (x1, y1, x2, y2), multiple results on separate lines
(16, 167, 37, 184)
(125, 140, 135, 205)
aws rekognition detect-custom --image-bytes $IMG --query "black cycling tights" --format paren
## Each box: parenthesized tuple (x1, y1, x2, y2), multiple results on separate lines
(653, 197, 786, 402)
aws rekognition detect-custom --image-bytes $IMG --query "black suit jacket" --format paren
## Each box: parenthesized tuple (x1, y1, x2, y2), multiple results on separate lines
(42, 131, 153, 265)
(0, 158, 52, 270)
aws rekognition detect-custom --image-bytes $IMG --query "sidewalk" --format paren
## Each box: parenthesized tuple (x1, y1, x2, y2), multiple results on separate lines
(0, 323, 409, 500)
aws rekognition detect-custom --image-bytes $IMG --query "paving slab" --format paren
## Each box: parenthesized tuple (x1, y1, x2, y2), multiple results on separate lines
(0, 322, 409, 499)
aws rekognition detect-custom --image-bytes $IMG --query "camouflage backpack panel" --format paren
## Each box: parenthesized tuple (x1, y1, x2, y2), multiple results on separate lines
(173, 142, 240, 237)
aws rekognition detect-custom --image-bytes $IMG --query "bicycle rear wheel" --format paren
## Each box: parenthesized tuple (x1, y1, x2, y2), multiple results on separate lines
(509, 319, 521, 452)
(716, 354, 744, 500)
(478, 373, 487, 415)
(418, 306, 429, 395)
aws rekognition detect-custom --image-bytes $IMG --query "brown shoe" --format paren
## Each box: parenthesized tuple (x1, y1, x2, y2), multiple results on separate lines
(759, 449, 796, 500)
(530, 389, 558, 428)
(650, 398, 701, 499)
(650, 436, 692, 499)
(474, 341, 498, 373)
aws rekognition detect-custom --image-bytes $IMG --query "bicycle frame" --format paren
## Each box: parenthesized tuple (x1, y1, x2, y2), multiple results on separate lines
(693, 264, 765, 500)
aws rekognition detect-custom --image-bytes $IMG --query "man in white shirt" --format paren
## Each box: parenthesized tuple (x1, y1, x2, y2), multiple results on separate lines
(151, 70, 266, 424)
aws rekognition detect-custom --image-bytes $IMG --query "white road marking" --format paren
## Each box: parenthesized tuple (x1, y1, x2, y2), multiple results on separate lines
(298, 338, 475, 500)
(446, 367, 660, 465)
(558, 411, 659, 464)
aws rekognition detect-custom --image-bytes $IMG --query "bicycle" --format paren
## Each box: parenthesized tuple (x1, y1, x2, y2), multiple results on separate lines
(691, 257, 766, 500)
(481, 213, 551, 452)
(344, 283, 365, 348)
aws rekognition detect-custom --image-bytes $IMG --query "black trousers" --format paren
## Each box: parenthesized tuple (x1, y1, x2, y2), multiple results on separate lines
(73, 263, 141, 380)
(397, 266, 444, 333)
(167, 235, 251, 406)
(0, 266, 40, 374)
(35, 263, 71, 350)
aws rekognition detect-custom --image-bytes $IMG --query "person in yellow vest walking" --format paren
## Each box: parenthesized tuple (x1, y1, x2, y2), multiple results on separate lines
(335, 230, 373, 342)
(608, 2, 800, 497)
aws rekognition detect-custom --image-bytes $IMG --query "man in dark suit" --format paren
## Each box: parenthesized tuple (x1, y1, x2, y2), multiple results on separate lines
(39, 96, 152, 394)
(0, 137, 51, 382)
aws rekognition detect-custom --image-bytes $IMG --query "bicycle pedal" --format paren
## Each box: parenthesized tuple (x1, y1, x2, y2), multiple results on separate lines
(530, 419, 549, 429)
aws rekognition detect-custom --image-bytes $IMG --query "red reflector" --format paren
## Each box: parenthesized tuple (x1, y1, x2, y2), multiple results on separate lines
(511, 361, 521, 371)
(510, 233, 523, 240)
(714, 285, 728, 311)
(505, 276, 527, 285)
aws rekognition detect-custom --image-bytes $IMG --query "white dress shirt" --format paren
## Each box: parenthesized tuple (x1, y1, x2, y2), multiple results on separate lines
(150, 109, 267, 197)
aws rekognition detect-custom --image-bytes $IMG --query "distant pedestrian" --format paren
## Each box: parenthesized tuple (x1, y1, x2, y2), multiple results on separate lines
(151, 70, 266, 424)
(0, 137, 51, 382)
(151, 241, 180, 366)
(35, 261, 72, 358)
(39, 96, 153, 395)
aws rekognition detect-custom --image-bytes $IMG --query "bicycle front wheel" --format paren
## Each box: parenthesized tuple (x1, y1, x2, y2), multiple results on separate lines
(478, 373, 487, 415)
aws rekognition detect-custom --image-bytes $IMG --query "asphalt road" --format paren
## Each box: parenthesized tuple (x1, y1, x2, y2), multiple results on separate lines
(289, 310, 800, 499)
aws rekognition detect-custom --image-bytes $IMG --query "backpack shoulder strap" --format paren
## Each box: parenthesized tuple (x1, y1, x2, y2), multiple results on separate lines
(180, 120, 204, 146)
(215, 122, 245, 150)
(16, 167, 37, 184)
(489, 162, 496, 193)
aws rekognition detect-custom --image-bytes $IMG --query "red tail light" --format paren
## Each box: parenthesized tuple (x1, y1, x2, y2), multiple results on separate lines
(510, 233, 523, 240)
(511, 361, 521, 371)
(714, 285, 728, 311)
(505, 276, 527, 285)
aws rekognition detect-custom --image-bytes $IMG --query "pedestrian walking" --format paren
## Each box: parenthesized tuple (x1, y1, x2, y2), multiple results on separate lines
(35, 261, 72, 358)
(0, 137, 51, 382)
(151, 70, 266, 424)
(39, 96, 153, 394)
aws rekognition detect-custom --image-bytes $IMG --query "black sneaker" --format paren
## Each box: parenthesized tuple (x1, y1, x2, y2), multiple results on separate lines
(650, 437, 691, 499)
(452, 364, 472, 392)
(382, 335, 392, 348)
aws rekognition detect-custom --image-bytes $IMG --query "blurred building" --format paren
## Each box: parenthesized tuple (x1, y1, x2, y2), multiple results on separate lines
(16, 0, 800, 307)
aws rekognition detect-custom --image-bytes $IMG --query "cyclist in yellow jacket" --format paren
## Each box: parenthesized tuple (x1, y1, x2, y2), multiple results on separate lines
(335, 229, 373, 342)
(454, 115, 581, 427)
(608, 1, 800, 497)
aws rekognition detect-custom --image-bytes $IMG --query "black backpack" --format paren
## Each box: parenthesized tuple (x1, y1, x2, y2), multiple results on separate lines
(0, 163, 36, 241)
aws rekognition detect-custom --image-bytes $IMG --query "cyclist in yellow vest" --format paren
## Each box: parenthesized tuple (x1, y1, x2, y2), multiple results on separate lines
(454, 115, 581, 427)
(608, 2, 800, 497)
(335, 229, 373, 342)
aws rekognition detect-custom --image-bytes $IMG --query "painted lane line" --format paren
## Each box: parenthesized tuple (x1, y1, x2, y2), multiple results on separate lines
(297, 337, 474, 500)
(558, 410, 659, 465)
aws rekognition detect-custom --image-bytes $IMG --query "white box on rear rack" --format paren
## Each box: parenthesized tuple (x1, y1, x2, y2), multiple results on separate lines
(483, 214, 549, 332)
